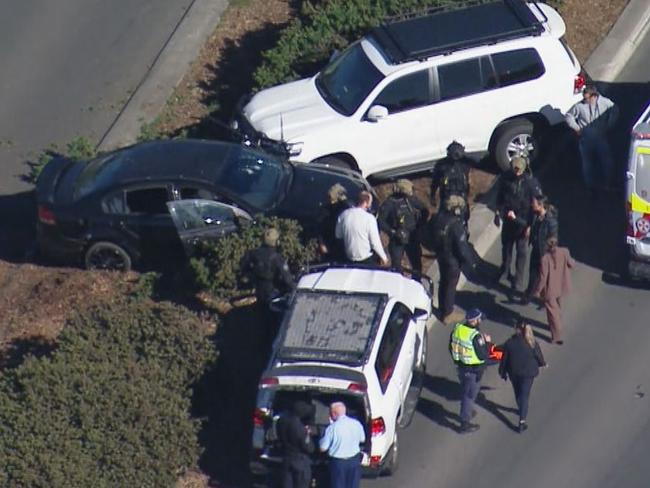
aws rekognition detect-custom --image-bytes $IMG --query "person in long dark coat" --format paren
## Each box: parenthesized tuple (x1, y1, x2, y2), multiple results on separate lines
(499, 320, 547, 433)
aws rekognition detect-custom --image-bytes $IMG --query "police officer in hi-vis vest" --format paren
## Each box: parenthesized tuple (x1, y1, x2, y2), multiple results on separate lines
(449, 308, 491, 434)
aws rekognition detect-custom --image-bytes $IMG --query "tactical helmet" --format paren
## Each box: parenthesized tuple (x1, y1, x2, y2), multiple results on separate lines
(395, 179, 414, 196)
(445, 195, 466, 215)
(511, 156, 528, 173)
(327, 183, 348, 205)
(447, 141, 465, 161)
(263, 228, 280, 247)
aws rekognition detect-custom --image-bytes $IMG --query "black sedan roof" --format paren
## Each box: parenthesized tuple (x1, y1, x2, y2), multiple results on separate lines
(97, 139, 235, 184)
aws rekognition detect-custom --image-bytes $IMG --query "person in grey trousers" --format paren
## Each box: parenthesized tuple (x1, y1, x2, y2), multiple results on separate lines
(565, 84, 619, 195)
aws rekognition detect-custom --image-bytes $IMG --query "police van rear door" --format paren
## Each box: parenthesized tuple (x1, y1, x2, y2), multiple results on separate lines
(627, 104, 650, 255)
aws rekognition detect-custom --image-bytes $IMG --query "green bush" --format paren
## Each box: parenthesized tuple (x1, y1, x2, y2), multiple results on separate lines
(25, 136, 97, 184)
(0, 300, 216, 487)
(254, 0, 466, 89)
(187, 216, 317, 298)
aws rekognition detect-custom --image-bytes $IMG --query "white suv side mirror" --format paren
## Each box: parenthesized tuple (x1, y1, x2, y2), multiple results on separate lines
(367, 105, 389, 122)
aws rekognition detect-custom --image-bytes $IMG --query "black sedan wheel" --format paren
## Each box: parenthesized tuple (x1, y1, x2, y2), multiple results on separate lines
(85, 242, 132, 271)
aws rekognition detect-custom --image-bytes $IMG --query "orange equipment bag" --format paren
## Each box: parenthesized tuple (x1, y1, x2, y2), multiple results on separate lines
(488, 344, 504, 361)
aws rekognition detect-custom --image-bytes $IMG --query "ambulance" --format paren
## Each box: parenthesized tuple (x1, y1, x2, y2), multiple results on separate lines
(626, 103, 650, 279)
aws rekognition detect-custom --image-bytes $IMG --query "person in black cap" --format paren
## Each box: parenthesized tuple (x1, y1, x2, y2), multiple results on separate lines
(318, 183, 352, 262)
(277, 400, 316, 488)
(431, 141, 472, 226)
(449, 308, 491, 433)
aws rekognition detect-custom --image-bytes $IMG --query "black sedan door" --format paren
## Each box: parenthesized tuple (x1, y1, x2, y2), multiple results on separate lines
(167, 199, 253, 256)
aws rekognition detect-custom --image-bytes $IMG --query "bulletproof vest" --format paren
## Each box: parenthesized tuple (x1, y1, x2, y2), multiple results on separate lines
(441, 162, 469, 196)
(252, 249, 276, 281)
(504, 175, 535, 213)
(394, 197, 417, 232)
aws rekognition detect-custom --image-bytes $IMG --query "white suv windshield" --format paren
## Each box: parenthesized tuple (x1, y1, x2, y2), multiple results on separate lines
(316, 42, 383, 116)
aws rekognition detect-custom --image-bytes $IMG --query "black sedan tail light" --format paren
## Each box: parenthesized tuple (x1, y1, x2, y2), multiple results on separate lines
(38, 205, 56, 225)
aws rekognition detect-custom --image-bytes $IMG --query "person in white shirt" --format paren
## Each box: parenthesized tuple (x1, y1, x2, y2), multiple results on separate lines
(335, 191, 388, 266)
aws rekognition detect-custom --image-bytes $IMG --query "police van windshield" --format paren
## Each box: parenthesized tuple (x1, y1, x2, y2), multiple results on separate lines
(315, 42, 383, 116)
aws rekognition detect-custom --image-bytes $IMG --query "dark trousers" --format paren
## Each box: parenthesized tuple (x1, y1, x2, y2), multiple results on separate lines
(500, 224, 529, 291)
(281, 457, 311, 488)
(579, 132, 615, 190)
(510, 375, 535, 422)
(388, 236, 422, 272)
(526, 251, 541, 295)
(439, 262, 461, 318)
(329, 454, 361, 488)
(458, 368, 482, 423)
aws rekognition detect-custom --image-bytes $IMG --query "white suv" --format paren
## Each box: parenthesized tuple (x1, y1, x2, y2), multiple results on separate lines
(234, 0, 584, 175)
(250, 266, 433, 476)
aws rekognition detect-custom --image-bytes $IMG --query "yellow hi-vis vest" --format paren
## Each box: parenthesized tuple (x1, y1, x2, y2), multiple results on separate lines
(450, 323, 484, 365)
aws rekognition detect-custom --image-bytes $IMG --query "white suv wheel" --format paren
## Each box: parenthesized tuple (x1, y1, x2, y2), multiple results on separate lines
(493, 119, 538, 172)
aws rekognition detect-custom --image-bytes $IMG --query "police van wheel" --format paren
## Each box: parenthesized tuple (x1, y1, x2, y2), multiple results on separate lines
(493, 119, 537, 172)
(382, 434, 399, 476)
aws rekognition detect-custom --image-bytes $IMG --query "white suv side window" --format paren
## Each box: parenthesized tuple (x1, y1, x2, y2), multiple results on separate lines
(491, 48, 545, 87)
(437, 56, 496, 101)
(374, 303, 411, 392)
(372, 70, 431, 114)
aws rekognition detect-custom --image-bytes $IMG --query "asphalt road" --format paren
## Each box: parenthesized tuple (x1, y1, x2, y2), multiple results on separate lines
(0, 0, 194, 258)
(365, 38, 650, 488)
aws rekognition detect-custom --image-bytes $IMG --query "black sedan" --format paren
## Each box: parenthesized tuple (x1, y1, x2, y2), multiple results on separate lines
(36, 139, 371, 271)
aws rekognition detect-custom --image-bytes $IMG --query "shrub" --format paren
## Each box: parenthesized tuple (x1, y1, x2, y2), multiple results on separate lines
(253, 0, 460, 89)
(25, 136, 97, 184)
(0, 300, 216, 488)
(187, 216, 317, 298)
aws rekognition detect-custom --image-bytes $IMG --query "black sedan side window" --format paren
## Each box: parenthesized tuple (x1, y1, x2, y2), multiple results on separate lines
(125, 188, 169, 214)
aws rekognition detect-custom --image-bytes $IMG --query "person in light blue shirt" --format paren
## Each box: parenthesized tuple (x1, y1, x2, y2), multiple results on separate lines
(319, 402, 366, 488)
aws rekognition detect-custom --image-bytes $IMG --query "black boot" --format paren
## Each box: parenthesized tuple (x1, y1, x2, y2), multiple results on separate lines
(459, 421, 480, 434)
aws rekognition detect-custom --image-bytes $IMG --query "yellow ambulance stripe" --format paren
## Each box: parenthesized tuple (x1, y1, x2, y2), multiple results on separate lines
(637, 147, 650, 155)
(631, 193, 650, 213)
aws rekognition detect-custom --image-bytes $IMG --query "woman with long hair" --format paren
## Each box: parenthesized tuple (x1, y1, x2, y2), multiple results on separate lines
(499, 320, 547, 433)
(532, 237, 575, 344)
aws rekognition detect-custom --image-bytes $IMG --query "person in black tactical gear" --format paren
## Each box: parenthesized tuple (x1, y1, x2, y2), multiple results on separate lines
(378, 179, 428, 273)
(240, 227, 295, 308)
(494, 156, 542, 295)
(522, 194, 559, 304)
(318, 183, 352, 262)
(277, 400, 316, 488)
(431, 141, 471, 226)
(432, 195, 476, 324)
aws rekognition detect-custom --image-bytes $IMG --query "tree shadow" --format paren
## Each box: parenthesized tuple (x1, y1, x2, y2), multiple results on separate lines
(0, 335, 56, 369)
(0, 190, 37, 263)
(167, 15, 301, 141)
(194, 303, 275, 487)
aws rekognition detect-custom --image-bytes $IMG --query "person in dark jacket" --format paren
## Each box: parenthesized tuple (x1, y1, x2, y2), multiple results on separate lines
(523, 195, 559, 304)
(498, 320, 547, 433)
(494, 156, 542, 294)
(378, 179, 428, 273)
(240, 228, 295, 308)
(432, 195, 476, 324)
(318, 183, 352, 262)
(430, 141, 471, 227)
(277, 400, 316, 488)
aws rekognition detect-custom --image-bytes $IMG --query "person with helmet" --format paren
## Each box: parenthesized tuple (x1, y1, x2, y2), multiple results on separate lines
(431, 195, 476, 324)
(494, 156, 542, 295)
(431, 141, 472, 225)
(240, 227, 295, 309)
(449, 308, 491, 433)
(378, 179, 428, 273)
(318, 183, 353, 262)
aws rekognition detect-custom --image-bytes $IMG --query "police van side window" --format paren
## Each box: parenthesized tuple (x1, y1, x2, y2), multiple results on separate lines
(491, 48, 545, 87)
(374, 303, 411, 392)
(635, 153, 650, 200)
(437, 57, 494, 101)
(372, 70, 431, 114)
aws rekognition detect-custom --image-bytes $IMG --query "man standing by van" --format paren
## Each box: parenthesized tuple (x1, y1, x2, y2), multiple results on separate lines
(565, 84, 619, 194)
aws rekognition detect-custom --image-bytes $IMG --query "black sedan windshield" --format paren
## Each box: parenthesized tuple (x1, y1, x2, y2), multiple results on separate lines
(315, 42, 384, 116)
(218, 146, 290, 210)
